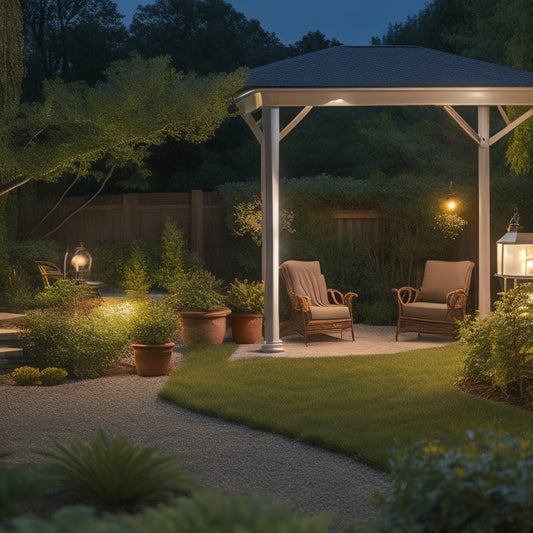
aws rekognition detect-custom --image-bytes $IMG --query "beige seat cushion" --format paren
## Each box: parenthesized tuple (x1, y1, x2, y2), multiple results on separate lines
(401, 302, 450, 321)
(418, 260, 472, 303)
(309, 305, 351, 320)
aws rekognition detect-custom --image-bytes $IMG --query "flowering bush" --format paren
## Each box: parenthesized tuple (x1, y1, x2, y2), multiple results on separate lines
(433, 212, 467, 240)
(232, 196, 295, 246)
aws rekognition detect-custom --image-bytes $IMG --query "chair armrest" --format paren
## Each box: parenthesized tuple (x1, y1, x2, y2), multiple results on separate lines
(446, 289, 467, 309)
(392, 287, 419, 304)
(328, 289, 358, 306)
(288, 290, 311, 312)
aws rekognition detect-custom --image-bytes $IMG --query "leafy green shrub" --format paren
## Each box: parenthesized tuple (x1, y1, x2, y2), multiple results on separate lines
(5, 492, 333, 532)
(154, 217, 203, 292)
(128, 299, 178, 345)
(459, 283, 533, 398)
(166, 269, 225, 312)
(40, 429, 196, 508)
(225, 279, 264, 314)
(369, 429, 533, 533)
(11, 366, 40, 386)
(34, 279, 92, 310)
(90, 240, 131, 290)
(39, 367, 68, 386)
(20, 301, 131, 378)
(122, 240, 151, 298)
(0, 463, 44, 519)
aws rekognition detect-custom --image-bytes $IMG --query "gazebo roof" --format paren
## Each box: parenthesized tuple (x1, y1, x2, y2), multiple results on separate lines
(244, 45, 533, 88)
(235, 46, 533, 112)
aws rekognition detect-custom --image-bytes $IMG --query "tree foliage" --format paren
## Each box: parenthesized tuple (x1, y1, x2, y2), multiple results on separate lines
(129, 0, 286, 74)
(373, 0, 533, 177)
(0, 0, 25, 293)
(287, 30, 342, 56)
(6, 55, 247, 193)
(21, 0, 129, 95)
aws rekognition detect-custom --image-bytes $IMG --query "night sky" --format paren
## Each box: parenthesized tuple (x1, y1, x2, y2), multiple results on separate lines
(116, 0, 430, 46)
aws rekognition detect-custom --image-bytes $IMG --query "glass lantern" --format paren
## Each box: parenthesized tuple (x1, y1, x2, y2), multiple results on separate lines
(496, 209, 533, 290)
(64, 243, 92, 281)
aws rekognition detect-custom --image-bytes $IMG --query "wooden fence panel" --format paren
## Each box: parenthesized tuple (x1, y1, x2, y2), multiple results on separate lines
(18, 191, 226, 274)
(333, 210, 386, 248)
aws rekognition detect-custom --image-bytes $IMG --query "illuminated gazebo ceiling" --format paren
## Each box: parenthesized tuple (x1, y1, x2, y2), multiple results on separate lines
(234, 46, 533, 352)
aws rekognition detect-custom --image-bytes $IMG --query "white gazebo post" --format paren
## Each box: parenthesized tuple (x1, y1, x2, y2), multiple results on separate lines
(478, 106, 491, 318)
(261, 107, 284, 352)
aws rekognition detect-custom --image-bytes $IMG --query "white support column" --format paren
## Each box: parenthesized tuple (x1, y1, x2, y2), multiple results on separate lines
(478, 106, 491, 318)
(261, 107, 284, 352)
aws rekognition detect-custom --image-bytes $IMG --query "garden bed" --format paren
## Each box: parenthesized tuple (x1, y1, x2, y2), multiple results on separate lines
(455, 378, 532, 410)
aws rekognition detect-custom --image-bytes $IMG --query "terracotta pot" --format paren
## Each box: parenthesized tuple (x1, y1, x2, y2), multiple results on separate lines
(132, 342, 174, 376)
(179, 308, 231, 347)
(230, 313, 263, 344)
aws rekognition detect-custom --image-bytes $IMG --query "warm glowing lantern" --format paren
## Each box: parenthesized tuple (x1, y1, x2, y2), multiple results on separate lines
(65, 243, 92, 279)
(496, 209, 533, 291)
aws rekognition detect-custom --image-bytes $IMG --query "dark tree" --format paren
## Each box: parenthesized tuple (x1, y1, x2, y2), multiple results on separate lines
(21, 0, 128, 96)
(287, 30, 342, 56)
(129, 0, 286, 74)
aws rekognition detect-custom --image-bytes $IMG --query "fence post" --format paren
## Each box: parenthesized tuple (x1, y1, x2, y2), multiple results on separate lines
(190, 190, 203, 258)
(122, 194, 139, 242)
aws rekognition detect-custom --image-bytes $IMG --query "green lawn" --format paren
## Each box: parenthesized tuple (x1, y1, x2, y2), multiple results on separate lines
(159, 343, 533, 471)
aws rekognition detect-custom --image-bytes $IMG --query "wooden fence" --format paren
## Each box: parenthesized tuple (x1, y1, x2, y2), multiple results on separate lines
(18, 190, 229, 273)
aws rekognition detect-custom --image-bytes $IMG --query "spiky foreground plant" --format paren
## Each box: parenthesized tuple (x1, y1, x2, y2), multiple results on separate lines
(40, 429, 196, 507)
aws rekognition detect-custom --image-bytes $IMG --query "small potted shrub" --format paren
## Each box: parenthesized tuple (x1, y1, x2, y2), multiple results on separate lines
(129, 299, 178, 376)
(167, 269, 230, 347)
(226, 279, 264, 344)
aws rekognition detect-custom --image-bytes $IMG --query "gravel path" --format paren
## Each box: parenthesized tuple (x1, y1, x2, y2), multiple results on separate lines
(0, 372, 388, 526)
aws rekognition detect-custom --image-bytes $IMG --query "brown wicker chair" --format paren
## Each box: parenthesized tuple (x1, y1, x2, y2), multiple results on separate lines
(393, 260, 475, 341)
(36, 261, 64, 288)
(279, 260, 358, 345)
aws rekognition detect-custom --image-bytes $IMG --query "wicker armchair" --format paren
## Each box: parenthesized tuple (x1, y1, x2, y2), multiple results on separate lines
(393, 260, 475, 341)
(36, 261, 64, 288)
(279, 260, 358, 345)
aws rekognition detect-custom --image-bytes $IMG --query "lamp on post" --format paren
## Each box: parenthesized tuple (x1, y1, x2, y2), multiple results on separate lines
(64, 243, 92, 281)
(496, 208, 533, 292)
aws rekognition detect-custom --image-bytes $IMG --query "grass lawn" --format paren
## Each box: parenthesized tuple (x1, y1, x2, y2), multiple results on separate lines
(159, 342, 533, 472)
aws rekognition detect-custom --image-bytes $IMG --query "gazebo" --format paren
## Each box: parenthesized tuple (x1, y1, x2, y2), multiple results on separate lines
(233, 46, 533, 352)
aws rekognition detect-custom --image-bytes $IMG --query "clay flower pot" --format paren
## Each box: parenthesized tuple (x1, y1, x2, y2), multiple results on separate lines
(229, 313, 263, 344)
(179, 308, 231, 347)
(132, 342, 175, 376)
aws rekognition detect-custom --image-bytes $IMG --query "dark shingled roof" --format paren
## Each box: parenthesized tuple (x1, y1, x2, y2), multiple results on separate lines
(245, 46, 533, 89)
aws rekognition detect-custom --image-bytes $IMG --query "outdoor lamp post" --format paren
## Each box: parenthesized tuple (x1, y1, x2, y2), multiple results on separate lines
(496, 208, 533, 292)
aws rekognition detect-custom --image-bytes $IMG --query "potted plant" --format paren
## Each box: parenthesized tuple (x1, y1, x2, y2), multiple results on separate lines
(129, 299, 178, 376)
(167, 269, 230, 347)
(226, 279, 264, 344)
